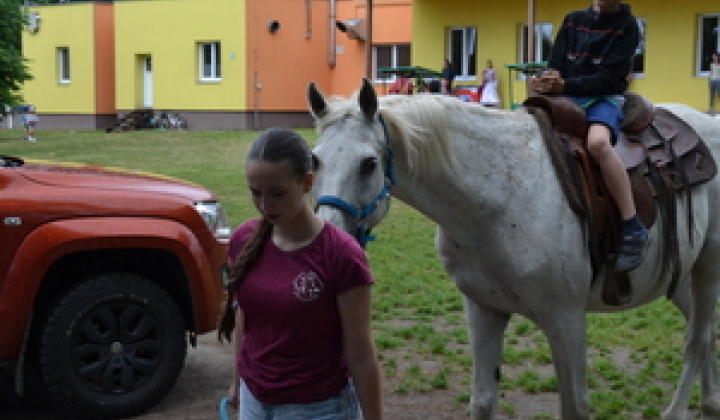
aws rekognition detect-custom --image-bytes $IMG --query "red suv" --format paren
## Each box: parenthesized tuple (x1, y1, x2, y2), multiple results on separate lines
(0, 155, 229, 419)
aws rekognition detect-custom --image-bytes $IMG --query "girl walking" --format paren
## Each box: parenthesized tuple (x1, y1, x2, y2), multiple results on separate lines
(218, 128, 384, 420)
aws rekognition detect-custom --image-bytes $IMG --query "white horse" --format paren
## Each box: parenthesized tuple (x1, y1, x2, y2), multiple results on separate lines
(308, 79, 720, 420)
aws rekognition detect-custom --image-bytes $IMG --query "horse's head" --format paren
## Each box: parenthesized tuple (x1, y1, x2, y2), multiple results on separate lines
(308, 79, 395, 247)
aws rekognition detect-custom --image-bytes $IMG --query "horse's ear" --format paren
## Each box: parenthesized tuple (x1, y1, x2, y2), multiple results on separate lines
(308, 82, 328, 119)
(359, 78, 378, 121)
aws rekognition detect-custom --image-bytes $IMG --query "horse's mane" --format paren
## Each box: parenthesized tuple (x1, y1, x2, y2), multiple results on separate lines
(318, 93, 500, 178)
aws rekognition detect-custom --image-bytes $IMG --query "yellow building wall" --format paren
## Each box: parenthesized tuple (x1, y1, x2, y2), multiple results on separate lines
(114, 0, 246, 111)
(414, 0, 719, 110)
(22, 3, 98, 114)
(631, 1, 717, 108)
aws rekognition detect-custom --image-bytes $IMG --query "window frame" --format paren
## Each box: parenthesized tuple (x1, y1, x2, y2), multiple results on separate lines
(517, 22, 553, 80)
(447, 26, 477, 81)
(696, 13, 720, 77)
(57, 46, 70, 84)
(198, 41, 221, 82)
(518, 22, 554, 64)
(631, 17, 647, 78)
(373, 43, 412, 83)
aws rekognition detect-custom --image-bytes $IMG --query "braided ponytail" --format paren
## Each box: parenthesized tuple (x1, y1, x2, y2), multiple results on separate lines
(217, 128, 313, 343)
(217, 218, 272, 342)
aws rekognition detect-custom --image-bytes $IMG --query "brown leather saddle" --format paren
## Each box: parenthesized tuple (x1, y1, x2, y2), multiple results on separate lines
(523, 93, 717, 306)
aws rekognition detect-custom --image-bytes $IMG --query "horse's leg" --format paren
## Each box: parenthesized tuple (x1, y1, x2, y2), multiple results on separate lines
(665, 276, 694, 420)
(700, 326, 720, 420)
(691, 267, 720, 420)
(436, 229, 510, 419)
(463, 295, 510, 420)
(538, 309, 591, 420)
(664, 271, 720, 420)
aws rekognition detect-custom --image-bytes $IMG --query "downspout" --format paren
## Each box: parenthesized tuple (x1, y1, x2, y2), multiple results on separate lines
(527, 0, 535, 62)
(526, 0, 536, 100)
(329, 0, 336, 67)
(365, 0, 373, 79)
(253, 70, 260, 130)
(306, 0, 312, 39)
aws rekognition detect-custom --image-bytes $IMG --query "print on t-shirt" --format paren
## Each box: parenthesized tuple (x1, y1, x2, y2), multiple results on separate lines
(293, 271, 324, 302)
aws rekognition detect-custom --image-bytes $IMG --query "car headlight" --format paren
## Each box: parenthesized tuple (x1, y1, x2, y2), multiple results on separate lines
(194, 202, 231, 240)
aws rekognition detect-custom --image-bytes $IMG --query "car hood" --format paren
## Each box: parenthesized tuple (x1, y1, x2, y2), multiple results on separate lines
(18, 159, 215, 201)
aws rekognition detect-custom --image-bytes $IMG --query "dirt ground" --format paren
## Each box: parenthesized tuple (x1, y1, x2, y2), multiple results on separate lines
(1, 332, 561, 420)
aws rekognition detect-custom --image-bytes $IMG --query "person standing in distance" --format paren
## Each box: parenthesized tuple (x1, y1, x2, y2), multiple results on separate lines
(218, 128, 384, 420)
(709, 52, 720, 115)
(531, 0, 647, 272)
(480, 59, 500, 107)
(21, 105, 38, 142)
(441, 58, 455, 94)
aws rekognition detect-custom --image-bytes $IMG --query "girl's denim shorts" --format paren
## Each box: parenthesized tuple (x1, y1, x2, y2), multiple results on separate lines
(238, 380, 360, 420)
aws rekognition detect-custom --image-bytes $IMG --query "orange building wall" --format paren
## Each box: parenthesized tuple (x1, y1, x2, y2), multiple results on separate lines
(374, 2, 413, 43)
(331, 1, 368, 97)
(247, 0, 413, 111)
(93, 3, 115, 115)
(246, 0, 334, 112)
(330, 0, 413, 97)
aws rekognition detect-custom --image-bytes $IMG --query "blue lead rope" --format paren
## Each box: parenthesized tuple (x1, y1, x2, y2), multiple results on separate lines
(219, 397, 232, 420)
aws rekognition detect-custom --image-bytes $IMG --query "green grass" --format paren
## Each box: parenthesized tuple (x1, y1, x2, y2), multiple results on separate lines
(0, 128, 709, 418)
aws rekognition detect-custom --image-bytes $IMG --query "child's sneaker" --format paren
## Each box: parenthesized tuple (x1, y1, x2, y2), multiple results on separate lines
(615, 228, 649, 272)
(26, 137, 36, 143)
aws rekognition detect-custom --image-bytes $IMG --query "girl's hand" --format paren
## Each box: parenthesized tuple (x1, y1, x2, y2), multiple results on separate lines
(227, 382, 239, 409)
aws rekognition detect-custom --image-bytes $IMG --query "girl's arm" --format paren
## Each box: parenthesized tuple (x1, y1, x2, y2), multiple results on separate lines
(338, 285, 383, 420)
(227, 306, 244, 408)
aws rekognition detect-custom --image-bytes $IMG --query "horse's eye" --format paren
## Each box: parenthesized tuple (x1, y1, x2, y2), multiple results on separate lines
(360, 157, 378, 175)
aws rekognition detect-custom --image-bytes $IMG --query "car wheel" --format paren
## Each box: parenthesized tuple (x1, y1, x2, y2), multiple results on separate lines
(39, 273, 186, 419)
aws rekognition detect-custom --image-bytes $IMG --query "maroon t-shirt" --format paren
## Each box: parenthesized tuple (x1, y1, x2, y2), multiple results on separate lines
(228, 220, 374, 404)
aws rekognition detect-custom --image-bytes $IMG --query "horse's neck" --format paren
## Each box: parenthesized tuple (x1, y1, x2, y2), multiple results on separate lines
(391, 109, 567, 244)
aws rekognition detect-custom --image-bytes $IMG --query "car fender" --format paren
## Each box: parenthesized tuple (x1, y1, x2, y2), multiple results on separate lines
(0, 216, 223, 360)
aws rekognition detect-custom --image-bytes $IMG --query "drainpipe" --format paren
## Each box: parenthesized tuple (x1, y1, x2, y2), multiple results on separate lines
(329, 0, 336, 67)
(527, 0, 535, 63)
(306, 0, 312, 39)
(253, 70, 260, 130)
(526, 0, 536, 100)
(365, 0, 373, 79)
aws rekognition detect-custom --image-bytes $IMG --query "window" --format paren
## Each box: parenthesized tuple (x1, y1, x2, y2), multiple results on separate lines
(697, 14, 720, 75)
(374, 44, 411, 82)
(631, 18, 647, 77)
(448, 26, 476, 79)
(519, 23, 553, 64)
(57, 47, 70, 84)
(199, 42, 221, 81)
(515, 23, 553, 80)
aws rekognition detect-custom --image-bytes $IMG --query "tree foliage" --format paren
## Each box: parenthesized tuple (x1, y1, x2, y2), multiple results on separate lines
(0, 0, 32, 107)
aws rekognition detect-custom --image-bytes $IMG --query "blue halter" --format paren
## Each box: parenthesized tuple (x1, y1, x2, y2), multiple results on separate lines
(316, 115, 397, 247)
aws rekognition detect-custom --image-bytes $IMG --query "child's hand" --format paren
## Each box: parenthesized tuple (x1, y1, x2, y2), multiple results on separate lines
(531, 70, 564, 94)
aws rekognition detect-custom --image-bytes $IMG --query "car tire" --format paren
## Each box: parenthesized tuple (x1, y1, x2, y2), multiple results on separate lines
(39, 273, 186, 419)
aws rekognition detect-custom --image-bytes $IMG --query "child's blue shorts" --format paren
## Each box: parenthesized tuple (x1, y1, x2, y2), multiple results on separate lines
(571, 96, 625, 145)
